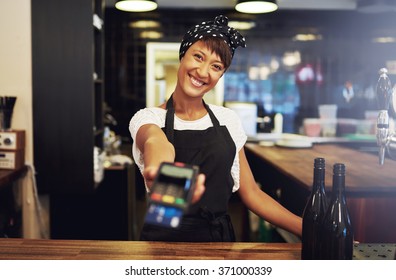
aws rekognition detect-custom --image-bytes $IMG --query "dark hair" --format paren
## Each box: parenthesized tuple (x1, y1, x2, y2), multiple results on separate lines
(179, 15, 246, 63)
(200, 36, 233, 70)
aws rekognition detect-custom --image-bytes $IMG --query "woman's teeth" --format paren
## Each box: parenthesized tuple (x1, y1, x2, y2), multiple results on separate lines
(190, 76, 204, 87)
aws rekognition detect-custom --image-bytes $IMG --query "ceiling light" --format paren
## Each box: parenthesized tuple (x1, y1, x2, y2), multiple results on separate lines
(129, 20, 160, 29)
(282, 51, 301, 67)
(115, 0, 158, 12)
(140, 31, 163, 39)
(293, 34, 323, 41)
(235, 0, 278, 14)
(228, 21, 256, 30)
(372, 36, 396, 43)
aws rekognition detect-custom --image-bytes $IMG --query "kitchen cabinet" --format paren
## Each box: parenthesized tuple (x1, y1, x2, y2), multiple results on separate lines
(32, 0, 105, 194)
(0, 167, 28, 238)
(32, 0, 106, 239)
(50, 164, 136, 240)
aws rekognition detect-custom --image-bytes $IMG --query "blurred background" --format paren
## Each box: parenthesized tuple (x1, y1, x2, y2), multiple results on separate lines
(104, 0, 396, 138)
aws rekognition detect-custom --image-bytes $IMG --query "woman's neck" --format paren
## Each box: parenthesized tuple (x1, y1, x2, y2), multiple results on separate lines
(171, 92, 207, 121)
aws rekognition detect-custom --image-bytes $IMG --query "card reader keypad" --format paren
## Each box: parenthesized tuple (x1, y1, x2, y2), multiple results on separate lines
(150, 183, 186, 205)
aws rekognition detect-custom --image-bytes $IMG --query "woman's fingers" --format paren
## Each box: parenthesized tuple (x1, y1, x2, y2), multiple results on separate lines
(191, 174, 206, 204)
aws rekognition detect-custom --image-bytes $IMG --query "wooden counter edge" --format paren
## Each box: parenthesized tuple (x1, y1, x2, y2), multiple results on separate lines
(0, 238, 302, 260)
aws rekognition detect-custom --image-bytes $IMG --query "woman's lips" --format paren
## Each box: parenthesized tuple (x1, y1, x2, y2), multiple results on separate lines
(190, 75, 205, 87)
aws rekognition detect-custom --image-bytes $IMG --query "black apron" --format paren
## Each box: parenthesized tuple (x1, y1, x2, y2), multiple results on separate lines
(140, 95, 237, 242)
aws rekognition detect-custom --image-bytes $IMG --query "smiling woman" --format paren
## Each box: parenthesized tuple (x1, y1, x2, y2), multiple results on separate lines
(129, 15, 302, 242)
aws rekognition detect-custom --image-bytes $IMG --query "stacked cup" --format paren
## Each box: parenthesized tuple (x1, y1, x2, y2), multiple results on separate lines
(318, 104, 337, 137)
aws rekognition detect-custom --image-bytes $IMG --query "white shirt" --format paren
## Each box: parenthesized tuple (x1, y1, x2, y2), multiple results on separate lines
(129, 104, 247, 192)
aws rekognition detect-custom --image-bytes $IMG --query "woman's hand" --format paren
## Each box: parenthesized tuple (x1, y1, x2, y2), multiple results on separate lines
(142, 165, 159, 189)
(191, 173, 206, 204)
(143, 165, 206, 204)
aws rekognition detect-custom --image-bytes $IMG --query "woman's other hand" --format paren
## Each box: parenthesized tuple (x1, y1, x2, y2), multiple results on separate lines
(191, 173, 205, 204)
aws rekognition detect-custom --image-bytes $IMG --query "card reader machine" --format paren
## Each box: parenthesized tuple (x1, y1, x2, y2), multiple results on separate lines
(144, 162, 199, 228)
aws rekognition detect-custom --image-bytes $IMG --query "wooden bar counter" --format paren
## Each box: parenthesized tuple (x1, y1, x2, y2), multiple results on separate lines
(0, 238, 301, 260)
(244, 143, 396, 243)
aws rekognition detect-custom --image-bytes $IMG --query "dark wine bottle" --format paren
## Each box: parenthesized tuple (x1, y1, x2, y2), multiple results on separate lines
(321, 163, 353, 260)
(301, 157, 328, 260)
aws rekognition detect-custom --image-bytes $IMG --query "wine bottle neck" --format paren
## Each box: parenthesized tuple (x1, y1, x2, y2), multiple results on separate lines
(332, 174, 346, 196)
(313, 168, 325, 190)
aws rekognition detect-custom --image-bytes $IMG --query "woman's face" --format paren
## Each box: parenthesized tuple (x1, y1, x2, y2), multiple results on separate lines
(176, 40, 225, 99)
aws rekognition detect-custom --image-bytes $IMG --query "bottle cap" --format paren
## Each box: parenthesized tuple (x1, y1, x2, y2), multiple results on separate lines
(314, 157, 325, 169)
(333, 163, 346, 175)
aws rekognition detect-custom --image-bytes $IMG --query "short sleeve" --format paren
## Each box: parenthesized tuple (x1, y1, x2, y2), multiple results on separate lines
(129, 108, 166, 142)
(129, 108, 166, 181)
(226, 109, 247, 193)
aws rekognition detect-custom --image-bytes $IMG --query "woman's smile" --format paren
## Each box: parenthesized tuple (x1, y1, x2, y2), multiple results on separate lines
(189, 74, 206, 87)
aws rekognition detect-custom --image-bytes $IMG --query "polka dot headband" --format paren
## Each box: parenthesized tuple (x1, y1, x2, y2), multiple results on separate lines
(179, 15, 246, 60)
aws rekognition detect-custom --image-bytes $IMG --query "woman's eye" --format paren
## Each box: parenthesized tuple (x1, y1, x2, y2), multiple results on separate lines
(213, 64, 223, 71)
(194, 54, 203, 60)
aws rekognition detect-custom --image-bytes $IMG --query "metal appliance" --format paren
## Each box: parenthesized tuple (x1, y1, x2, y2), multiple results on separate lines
(0, 130, 25, 170)
(375, 68, 396, 165)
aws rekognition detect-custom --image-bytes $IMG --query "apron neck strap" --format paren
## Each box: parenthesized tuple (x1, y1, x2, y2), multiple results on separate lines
(204, 101, 220, 127)
(165, 95, 175, 144)
(165, 95, 220, 144)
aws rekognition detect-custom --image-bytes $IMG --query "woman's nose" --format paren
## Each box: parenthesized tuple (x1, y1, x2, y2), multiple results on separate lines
(197, 63, 210, 78)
